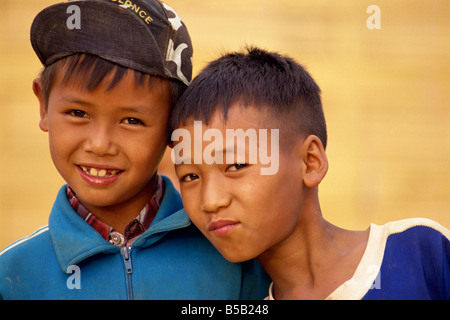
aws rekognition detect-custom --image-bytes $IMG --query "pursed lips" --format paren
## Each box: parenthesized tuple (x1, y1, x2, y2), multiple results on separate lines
(207, 219, 240, 236)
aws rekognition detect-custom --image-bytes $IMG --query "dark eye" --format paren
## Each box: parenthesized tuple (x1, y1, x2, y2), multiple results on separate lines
(227, 163, 247, 172)
(68, 109, 88, 118)
(181, 173, 199, 182)
(123, 117, 145, 125)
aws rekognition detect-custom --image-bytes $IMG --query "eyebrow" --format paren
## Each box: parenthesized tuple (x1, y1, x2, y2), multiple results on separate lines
(173, 144, 247, 166)
(62, 97, 95, 107)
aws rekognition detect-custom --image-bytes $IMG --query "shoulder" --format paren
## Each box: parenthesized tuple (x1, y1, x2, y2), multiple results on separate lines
(361, 218, 450, 299)
(381, 218, 450, 239)
(0, 225, 51, 260)
(375, 218, 449, 264)
(0, 225, 53, 293)
(379, 218, 450, 250)
(367, 217, 449, 265)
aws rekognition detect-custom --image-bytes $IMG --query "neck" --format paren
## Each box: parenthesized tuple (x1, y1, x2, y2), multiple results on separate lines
(81, 174, 159, 234)
(257, 192, 368, 300)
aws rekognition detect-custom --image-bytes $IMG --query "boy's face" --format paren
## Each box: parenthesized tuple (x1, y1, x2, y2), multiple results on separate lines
(35, 67, 171, 215)
(174, 104, 307, 262)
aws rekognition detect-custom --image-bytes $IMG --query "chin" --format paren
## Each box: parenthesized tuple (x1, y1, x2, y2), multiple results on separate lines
(217, 248, 255, 263)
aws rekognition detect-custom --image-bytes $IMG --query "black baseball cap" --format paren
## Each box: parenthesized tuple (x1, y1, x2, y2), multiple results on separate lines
(30, 0, 193, 86)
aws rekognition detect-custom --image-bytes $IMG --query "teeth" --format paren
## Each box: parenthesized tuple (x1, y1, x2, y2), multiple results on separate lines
(80, 166, 119, 177)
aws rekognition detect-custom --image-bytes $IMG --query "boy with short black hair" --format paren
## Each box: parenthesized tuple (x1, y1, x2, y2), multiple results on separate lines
(0, 1, 269, 299)
(170, 46, 450, 299)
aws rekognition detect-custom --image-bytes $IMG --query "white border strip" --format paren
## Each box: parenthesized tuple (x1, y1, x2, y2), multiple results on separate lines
(0, 225, 49, 257)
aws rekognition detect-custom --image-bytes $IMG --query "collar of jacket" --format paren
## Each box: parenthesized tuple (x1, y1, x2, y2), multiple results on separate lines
(49, 176, 190, 272)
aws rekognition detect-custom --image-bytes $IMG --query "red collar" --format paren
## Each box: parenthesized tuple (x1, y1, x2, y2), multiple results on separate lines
(66, 175, 164, 247)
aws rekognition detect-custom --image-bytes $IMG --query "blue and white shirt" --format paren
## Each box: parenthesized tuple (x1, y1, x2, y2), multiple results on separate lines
(266, 218, 450, 300)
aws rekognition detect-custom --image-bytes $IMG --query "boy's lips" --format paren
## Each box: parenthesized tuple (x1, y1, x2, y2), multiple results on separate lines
(207, 219, 240, 236)
(77, 165, 123, 186)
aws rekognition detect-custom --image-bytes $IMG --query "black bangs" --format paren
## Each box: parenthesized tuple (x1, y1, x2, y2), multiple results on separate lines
(61, 53, 147, 91)
(40, 53, 187, 109)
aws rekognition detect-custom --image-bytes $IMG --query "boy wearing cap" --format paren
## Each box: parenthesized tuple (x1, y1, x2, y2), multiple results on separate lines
(0, 1, 269, 299)
(170, 47, 450, 299)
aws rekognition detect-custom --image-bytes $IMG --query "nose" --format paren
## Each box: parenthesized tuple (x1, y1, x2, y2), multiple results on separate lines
(83, 123, 119, 157)
(200, 176, 231, 213)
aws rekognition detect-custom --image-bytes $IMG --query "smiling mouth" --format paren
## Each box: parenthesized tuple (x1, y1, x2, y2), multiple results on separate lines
(79, 165, 122, 178)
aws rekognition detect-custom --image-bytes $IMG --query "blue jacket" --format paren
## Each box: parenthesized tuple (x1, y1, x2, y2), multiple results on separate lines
(0, 177, 270, 299)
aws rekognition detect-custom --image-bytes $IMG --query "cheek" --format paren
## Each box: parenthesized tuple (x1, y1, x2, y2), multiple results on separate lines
(48, 127, 79, 163)
(180, 190, 200, 221)
(47, 112, 82, 149)
(179, 188, 212, 235)
(240, 176, 301, 242)
(132, 145, 164, 168)
(125, 131, 168, 167)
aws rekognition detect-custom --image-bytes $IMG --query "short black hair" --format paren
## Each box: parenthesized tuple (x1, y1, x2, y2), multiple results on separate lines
(170, 46, 327, 149)
(40, 53, 186, 109)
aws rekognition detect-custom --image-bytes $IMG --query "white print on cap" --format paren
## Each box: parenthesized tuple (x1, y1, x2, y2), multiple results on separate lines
(163, 3, 190, 84)
(162, 3, 183, 31)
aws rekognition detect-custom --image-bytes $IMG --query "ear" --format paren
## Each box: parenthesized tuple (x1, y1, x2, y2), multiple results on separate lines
(33, 78, 48, 132)
(301, 135, 328, 188)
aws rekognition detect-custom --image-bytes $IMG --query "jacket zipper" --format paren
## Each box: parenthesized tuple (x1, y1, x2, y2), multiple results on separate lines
(120, 246, 134, 300)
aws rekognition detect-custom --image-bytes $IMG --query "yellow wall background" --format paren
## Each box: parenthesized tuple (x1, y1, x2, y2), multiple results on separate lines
(1, 0, 449, 249)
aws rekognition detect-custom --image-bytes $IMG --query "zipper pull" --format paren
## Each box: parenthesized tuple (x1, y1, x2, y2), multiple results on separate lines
(121, 246, 132, 274)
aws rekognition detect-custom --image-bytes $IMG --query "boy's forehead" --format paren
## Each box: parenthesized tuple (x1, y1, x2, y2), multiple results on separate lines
(53, 59, 167, 93)
(175, 103, 296, 153)
(204, 103, 280, 130)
